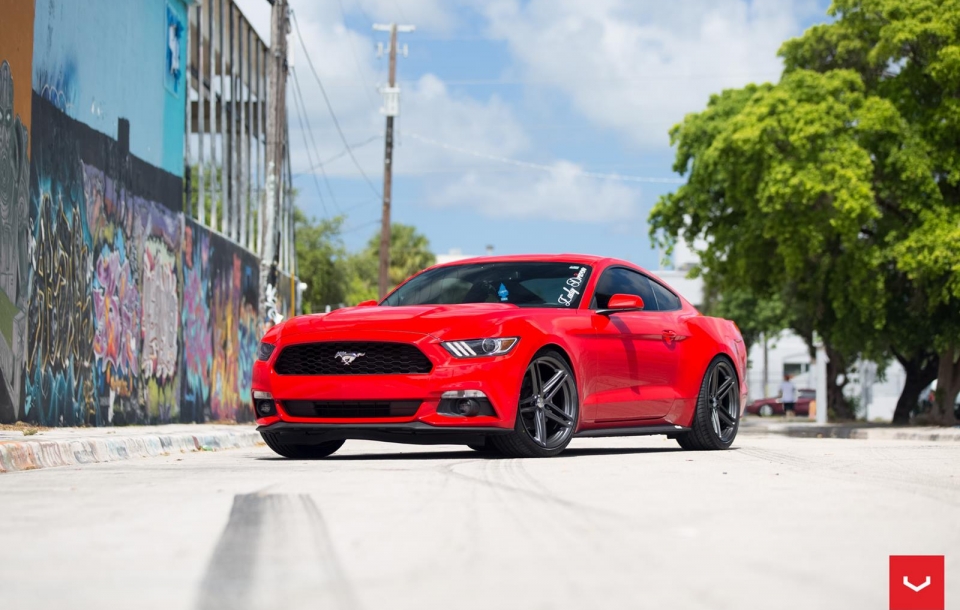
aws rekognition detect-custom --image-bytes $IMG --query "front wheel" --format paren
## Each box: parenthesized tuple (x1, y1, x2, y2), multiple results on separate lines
(676, 357, 740, 451)
(759, 404, 774, 417)
(491, 349, 579, 458)
(261, 432, 345, 459)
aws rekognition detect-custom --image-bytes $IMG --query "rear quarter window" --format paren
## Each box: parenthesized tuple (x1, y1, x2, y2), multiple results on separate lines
(649, 280, 682, 311)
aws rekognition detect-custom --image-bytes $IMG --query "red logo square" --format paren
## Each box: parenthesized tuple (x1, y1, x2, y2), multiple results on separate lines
(890, 555, 944, 610)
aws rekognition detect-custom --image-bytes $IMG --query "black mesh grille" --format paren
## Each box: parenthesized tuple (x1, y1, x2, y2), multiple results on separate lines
(283, 400, 421, 418)
(273, 342, 433, 376)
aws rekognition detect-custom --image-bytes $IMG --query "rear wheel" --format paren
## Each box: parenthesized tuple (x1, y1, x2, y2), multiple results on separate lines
(491, 349, 578, 458)
(261, 432, 345, 459)
(676, 357, 740, 451)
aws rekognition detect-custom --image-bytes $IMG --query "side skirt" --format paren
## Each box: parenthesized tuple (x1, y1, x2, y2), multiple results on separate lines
(575, 425, 690, 438)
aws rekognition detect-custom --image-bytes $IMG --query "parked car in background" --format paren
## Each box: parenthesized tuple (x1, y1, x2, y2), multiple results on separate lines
(746, 389, 816, 416)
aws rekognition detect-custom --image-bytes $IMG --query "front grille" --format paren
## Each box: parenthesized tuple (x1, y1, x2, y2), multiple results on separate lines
(283, 400, 421, 418)
(274, 342, 433, 376)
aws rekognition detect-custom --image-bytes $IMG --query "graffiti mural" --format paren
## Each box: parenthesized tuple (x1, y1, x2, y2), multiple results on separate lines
(135, 196, 182, 421)
(23, 94, 193, 426)
(181, 220, 259, 423)
(26, 95, 96, 426)
(0, 60, 31, 421)
(181, 223, 212, 423)
(1, 0, 267, 426)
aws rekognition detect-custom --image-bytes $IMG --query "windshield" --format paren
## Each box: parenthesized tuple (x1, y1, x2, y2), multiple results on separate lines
(382, 262, 592, 308)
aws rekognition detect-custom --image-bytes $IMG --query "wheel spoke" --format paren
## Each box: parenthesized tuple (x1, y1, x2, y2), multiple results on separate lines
(542, 370, 567, 401)
(519, 395, 537, 405)
(717, 406, 735, 426)
(530, 363, 543, 397)
(714, 377, 734, 400)
(520, 405, 538, 414)
(545, 402, 573, 426)
(711, 408, 721, 436)
(534, 409, 547, 446)
(710, 368, 719, 395)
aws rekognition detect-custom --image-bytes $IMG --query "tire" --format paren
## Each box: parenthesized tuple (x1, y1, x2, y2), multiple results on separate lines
(261, 432, 345, 459)
(759, 404, 774, 417)
(676, 356, 740, 451)
(467, 442, 501, 455)
(491, 349, 579, 458)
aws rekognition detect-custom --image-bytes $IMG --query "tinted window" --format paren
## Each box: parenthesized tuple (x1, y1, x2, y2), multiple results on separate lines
(590, 267, 656, 310)
(383, 262, 592, 308)
(649, 280, 682, 311)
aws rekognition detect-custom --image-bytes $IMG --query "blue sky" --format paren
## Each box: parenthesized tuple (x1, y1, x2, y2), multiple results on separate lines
(236, 0, 832, 269)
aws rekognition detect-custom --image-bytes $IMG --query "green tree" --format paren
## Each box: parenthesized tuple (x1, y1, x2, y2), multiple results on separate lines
(699, 273, 787, 358)
(650, 67, 937, 420)
(347, 223, 436, 303)
(778, 0, 960, 423)
(294, 209, 351, 313)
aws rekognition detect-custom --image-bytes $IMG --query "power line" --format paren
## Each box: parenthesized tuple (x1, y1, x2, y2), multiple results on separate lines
(304, 134, 381, 173)
(335, 0, 380, 112)
(405, 132, 685, 184)
(390, 0, 409, 24)
(352, 0, 375, 28)
(289, 68, 331, 216)
(290, 10, 383, 199)
(290, 67, 344, 214)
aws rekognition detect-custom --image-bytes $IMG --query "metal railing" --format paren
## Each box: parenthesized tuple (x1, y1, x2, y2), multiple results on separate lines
(183, 0, 296, 279)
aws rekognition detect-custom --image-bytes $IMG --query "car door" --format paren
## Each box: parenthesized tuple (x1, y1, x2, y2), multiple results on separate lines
(583, 267, 684, 421)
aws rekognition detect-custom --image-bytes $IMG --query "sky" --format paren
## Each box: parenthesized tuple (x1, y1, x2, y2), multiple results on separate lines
(233, 0, 832, 269)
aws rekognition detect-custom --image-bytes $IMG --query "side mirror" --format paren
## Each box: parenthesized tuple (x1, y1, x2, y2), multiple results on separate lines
(598, 293, 644, 316)
(356, 299, 379, 307)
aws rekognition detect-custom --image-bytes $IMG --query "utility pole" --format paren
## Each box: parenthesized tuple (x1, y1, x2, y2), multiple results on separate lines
(373, 23, 414, 299)
(260, 0, 288, 329)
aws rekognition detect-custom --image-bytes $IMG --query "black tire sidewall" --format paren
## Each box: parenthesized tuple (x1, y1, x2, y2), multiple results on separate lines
(495, 348, 579, 458)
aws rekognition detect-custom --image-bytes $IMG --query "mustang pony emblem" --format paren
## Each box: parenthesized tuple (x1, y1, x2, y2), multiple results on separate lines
(334, 351, 365, 365)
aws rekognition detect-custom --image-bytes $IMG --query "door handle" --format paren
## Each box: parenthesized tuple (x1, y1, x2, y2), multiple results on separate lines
(662, 329, 685, 341)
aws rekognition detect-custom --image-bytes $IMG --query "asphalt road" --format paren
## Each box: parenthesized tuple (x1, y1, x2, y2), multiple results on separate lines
(1, 432, 957, 610)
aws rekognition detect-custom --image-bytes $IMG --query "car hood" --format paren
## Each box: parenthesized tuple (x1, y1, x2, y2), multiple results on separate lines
(276, 303, 532, 342)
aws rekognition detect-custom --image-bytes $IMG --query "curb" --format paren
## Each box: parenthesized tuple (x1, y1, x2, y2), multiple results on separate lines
(0, 428, 264, 474)
(740, 423, 960, 443)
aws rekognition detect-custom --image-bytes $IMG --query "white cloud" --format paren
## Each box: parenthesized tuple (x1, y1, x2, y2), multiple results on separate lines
(426, 161, 641, 223)
(479, 0, 818, 149)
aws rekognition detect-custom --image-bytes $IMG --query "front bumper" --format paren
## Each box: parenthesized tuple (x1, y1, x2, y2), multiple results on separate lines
(252, 330, 527, 433)
(257, 421, 513, 446)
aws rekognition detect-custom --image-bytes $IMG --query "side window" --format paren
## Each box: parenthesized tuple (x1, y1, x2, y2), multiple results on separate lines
(591, 268, 656, 310)
(649, 280, 682, 311)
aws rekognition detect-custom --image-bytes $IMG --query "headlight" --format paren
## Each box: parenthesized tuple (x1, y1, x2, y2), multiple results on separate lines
(257, 342, 276, 361)
(442, 337, 519, 358)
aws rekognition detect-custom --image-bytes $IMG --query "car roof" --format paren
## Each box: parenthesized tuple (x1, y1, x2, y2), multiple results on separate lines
(430, 253, 637, 269)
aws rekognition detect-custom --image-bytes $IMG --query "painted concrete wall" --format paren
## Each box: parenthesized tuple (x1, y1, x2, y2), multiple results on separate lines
(31, 0, 188, 177)
(0, 0, 259, 426)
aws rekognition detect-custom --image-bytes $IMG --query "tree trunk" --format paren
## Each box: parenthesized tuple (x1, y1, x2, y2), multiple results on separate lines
(934, 342, 960, 426)
(826, 344, 855, 420)
(892, 351, 938, 425)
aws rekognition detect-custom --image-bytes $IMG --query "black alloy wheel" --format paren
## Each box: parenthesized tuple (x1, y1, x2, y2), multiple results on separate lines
(676, 357, 740, 451)
(492, 349, 579, 458)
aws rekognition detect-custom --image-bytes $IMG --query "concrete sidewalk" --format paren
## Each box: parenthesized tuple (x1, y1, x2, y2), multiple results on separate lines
(0, 424, 263, 474)
(740, 418, 960, 442)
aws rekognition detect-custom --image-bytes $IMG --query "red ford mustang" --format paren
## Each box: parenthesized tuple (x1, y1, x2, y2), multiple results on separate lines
(252, 254, 748, 458)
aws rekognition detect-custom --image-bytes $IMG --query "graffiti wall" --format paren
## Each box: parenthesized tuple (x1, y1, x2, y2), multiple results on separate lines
(181, 220, 259, 424)
(0, 0, 36, 423)
(0, 0, 265, 426)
